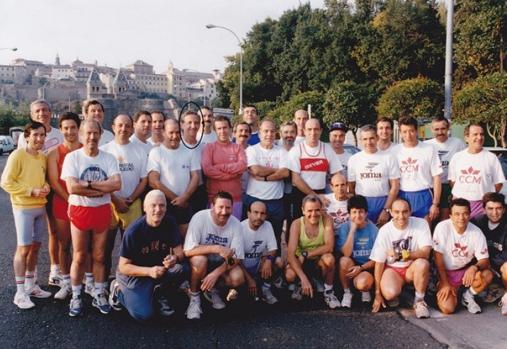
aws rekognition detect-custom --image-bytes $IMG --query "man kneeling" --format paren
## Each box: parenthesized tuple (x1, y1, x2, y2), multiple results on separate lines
(337, 195, 378, 308)
(434, 198, 493, 314)
(285, 195, 340, 309)
(109, 190, 187, 321)
(184, 191, 245, 320)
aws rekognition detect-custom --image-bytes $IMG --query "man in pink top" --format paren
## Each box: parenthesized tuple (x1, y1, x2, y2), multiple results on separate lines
(202, 116, 247, 219)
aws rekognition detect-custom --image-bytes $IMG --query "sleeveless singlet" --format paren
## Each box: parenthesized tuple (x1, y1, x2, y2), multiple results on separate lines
(296, 216, 325, 257)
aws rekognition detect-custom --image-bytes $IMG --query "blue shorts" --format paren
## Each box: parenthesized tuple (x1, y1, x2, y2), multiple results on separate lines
(365, 196, 387, 223)
(399, 189, 433, 218)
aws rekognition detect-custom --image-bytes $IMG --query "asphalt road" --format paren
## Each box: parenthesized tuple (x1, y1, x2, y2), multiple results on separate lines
(0, 154, 445, 349)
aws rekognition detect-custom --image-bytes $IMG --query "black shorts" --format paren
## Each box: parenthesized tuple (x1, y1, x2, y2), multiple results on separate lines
(166, 203, 192, 225)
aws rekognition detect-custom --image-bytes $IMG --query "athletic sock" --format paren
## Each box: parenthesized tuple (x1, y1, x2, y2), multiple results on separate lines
(189, 291, 200, 300)
(61, 274, 71, 286)
(94, 282, 105, 296)
(262, 282, 271, 290)
(25, 270, 35, 290)
(343, 288, 351, 294)
(85, 272, 94, 285)
(15, 276, 25, 293)
(71, 285, 82, 299)
(50, 264, 60, 276)
(415, 291, 425, 302)
(288, 283, 295, 291)
(324, 283, 334, 292)
(468, 287, 478, 296)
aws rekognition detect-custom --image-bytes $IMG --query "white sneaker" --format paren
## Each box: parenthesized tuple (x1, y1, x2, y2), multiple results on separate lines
(48, 273, 61, 287)
(361, 291, 372, 303)
(13, 292, 35, 309)
(500, 293, 507, 316)
(274, 276, 285, 289)
(291, 285, 303, 301)
(186, 296, 202, 320)
(54, 284, 72, 300)
(414, 300, 430, 319)
(26, 284, 52, 298)
(203, 289, 226, 310)
(84, 282, 95, 297)
(261, 287, 278, 305)
(462, 290, 481, 314)
(324, 291, 341, 309)
(341, 292, 353, 308)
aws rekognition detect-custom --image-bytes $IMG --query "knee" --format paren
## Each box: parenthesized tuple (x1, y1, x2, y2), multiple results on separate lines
(438, 301, 456, 315)
(190, 256, 207, 274)
(482, 269, 494, 284)
(30, 242, 41, 253)
(92, 251, 105, 264)
(16, 246, 31, 258)
(339, 256, 354, 270)
(228, 267, 245, 287)
(382, 287, 400, 301)
(500, 263, 507, 278)
(72, 251, 87, 265)
(354, 274, 374, 291)
(285, 268, 296, 283)
(321, 253, 335, 269)
(413, 258, 430, 273)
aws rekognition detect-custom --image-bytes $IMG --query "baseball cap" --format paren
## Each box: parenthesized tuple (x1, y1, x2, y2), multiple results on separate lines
(329, 122, 348, 133)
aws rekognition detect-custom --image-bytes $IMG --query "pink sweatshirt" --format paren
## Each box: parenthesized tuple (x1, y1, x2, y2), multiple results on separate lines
(201, 141, 247, 201)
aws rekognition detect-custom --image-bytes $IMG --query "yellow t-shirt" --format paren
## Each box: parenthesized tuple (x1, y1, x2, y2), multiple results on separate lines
(0, 148, 48, 208)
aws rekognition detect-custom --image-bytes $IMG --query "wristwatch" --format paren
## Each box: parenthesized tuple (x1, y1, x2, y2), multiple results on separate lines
(87, 180, 92, 189)
(301, 251, 308, 261)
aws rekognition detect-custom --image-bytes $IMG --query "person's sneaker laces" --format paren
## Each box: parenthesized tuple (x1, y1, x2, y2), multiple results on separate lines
(54, 284, 72, 300)
(69, 296, 83, 317)
(186, 296, 202, 320)
(92, 293, 112, 314)
(291, 285, 303, 301)
(341, 292, 353, 308)
(324, 291, 341, 309)
(13, 292, 35, 310)
(261, 287, 278, 305)
(26, 284, 52, 299)
(108, 279, 122, 311)
(499, 293, 507, 316)
(203, 289, 226, 310)
(361, 291, 372, 303)
(414, 300, 430, 319)
(462, 291, 481, 314)
(48, 273, 61, 287)
(157, 296, 175, 317)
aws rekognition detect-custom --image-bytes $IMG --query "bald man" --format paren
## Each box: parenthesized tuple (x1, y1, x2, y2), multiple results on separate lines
(293, 109, 309, 145)
(322, 173, 349, 233)
(109, 190, 186, 321)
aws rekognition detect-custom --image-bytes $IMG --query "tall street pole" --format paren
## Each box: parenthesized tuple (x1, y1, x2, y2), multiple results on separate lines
(444, 0, 454, 121)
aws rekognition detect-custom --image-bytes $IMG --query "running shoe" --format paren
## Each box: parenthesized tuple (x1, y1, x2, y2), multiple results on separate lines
(324, 291, 341, 309)
(157, 296, 175, 317)
(341, 292, 353, 308)
(108, 279, 122, 311)
(203, 289, 226, 310)
(186, 296, 202, 320)
(54, 284, 72, 300)
(14, 292, 35, 310)
(291, 285, 303, 301)
(361, 291, 372, 303)
(462, 291, 481, 314)
(414, 300, 430, 319)
(85, 282, 95, 297)
(69, 296, 83, 317)
(26, 284, 52, 299)
(92, 293, 112, 314)
(261, 287, 278, 305)
(48, 273, 61, 287)
(499, 293, 507, 316)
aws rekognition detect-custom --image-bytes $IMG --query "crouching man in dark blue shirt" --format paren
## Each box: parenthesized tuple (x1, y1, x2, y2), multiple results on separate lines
(109, 189, 187, 321)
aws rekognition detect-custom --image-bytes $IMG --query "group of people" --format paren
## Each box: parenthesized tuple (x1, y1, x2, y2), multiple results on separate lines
(2, 99, 507, 323)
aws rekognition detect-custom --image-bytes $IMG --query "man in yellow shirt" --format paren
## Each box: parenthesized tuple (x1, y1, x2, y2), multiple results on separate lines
(1, 121, 53, 309)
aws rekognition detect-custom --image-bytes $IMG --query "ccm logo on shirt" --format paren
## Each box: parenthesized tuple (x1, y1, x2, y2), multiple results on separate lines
(400, 158, 418, 173)
(458, 167, 481, 184)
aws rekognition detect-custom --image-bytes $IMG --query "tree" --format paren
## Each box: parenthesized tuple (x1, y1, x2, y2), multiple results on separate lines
(453, 72, 507, 147)
(376, 77, 443, 121)
(267, 91, 324, 124)
(323, 81, 377, 144)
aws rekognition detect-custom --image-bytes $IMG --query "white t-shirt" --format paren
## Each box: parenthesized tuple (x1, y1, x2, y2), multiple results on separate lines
(241, 219, 278, 269)
(347, 151, 400, 197)
(288, 141, 343, 191)
(60, 148, 120, 207)
(370, 217, 432, 268)
(323, 193, 349, 232)
(393, 142, 442, 192)
(147, 136, 162, 146)
(424, 137, 465, 184)
(433, 219, 489, 270)
(184, 209, 245, 259)
(378, 143, 395, 155)
(100, 141, 147, 198)
(130, 134, 153, 156)
(246, 143, 288, 200)
(199, 131, 217, 145)
(18, 126, 63, 154)
(448, 149, 506, 201)
(336, 150, 352, 179)
(146, 143, 200, 197)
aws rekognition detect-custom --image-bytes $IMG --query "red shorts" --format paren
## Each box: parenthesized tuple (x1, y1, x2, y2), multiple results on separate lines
(386, 265, 408, 280)
(446, 268, 467, 288)
(52, 195, 69, 221)
(69, 204, 111, 232)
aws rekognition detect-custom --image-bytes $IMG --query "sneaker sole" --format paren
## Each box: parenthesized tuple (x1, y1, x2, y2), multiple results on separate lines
(28, 292, 52, 299)
(69, 310, 82, 317)
(13, 300, 35, 310)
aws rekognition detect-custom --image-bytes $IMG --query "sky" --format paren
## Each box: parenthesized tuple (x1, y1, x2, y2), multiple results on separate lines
(0, 0, 326, 74)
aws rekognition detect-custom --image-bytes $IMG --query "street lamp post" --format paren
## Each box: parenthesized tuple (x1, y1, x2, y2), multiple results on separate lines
(206, 24, 243, 114)
(444, 0, 454, 120)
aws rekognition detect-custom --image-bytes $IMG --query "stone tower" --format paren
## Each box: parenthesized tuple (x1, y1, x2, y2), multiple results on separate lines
(86, 69, 102, 100)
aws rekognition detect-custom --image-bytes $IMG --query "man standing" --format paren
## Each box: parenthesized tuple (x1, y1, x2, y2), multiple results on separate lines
(240, 201, 279, 304)
(370, 198, 433, 319)
(328, 122, 352, 177)
(18, 99, 64, 286)
(471, 192, 507, 315)
(433, 199, 493, 314)
(285, 195, 340, 308)
(82, 100, 114, 145)
(425, 116, 466, 220)
(242, 105, 260, 145)
(392, 117, 442, 222)
(108, 190, 186, 321)
(245, 119, 289, 253)
(448, 123, 505, 218)
(202, 116, 247, 219)
(47, 113, 82, 300)
(288, 118, 343, 219)
(376, 117, 394, 154)
(279, 121, 298, 230)
(61, 120, 121, 316)
(293, 109, 309, 145)
(130, 111, 153, 155)
(147, 111, 165, 146)
(348, 125, 400, 225)
(337, 195, 378, 308)
(199, 106, 217, 145)
(2, 122, 52, 309)
(148, 119, 200, 237)
(184, 192, 245, 320)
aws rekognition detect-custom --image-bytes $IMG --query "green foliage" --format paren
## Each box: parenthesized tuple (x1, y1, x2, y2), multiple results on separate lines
(253, 101, 277, 119)
(267, 91, 325, 124)
(0, 103, 30, 133)
(376, 77, 443, 120)
(453, 72, 507, 146)
(322, 81, 377, 130)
